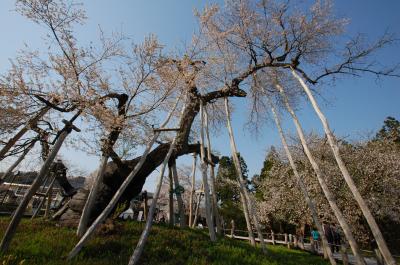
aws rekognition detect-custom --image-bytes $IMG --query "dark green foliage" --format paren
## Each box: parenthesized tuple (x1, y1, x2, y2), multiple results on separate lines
(375, 116, 400, 144)
(216, 154, 250, 230)
(252, 147, 280, 200)
(0, 218, 330, 265)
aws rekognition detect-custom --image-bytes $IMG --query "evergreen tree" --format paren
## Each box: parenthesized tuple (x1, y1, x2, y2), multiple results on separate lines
(375, 116, 400, 144)
(216, 154, 249, 229)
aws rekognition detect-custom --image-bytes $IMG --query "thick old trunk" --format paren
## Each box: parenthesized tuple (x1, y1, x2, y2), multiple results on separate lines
(60, 142, 210, 227)
(60, 86, 241, 228)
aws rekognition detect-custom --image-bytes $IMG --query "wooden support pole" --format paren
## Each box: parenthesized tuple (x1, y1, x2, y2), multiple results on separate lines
(128, 136, 180, 265)
(291, 68, 396, 265)
(192, 191, 202, 228)
(271, 231, 275, 245)
(224, 97, 265, 252)
(0, 107, 49, 161)
(0, 141, 36, 204)
(153, 128, 181, 132)
(77, 155, 109, 237)
(0, 116, 80, 253)
(267, 95, 336, 265)
(204, 107, 222, 235)
(0, 140, 36, 183)
(199, 101, 216, 242)
(275, 81, 365, 265)
(44, 181, 54, 218)
(188, 154, 197, 227)
(168, 167, 174, 226)
(230, 219, 235, 238)
(171, 161, 186, 227)
(143, 191, 148, 221)
(341, 244, 350, 265)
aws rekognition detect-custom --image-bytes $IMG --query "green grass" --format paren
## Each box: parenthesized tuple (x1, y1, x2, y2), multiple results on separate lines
(0, 218, 331, 265)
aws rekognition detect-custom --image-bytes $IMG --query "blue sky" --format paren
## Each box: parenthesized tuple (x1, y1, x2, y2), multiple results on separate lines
(0, 0, 399, 191)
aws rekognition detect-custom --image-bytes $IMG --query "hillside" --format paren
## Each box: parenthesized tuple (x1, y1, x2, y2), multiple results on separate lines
(0, 218, 330, 265)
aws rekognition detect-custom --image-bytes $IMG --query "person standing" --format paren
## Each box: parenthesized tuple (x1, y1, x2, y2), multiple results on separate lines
(332, 223, 341, 252)
(311, 228, 320, 251)
(323, 221, 334, 253)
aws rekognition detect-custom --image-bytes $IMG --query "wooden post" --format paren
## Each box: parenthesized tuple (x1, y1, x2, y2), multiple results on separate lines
(188, 154, 197, 227)
(44, 182, 54, 218)
(171, 161, 186, 227)
(374, 248, 384, 265)
(271, 231, 275, 245)
(341, 244, 350, 265)
(0, 118, 80, 253)
(288, 234, 292, 249)
(77, 155, 109, 237)
(230, 220, 235, 238)
(168, 167, 174, 226)
(143, 191, 148, 222)
(299, 235, 305, 250)
(284, 233, 288, 244)
(310, 237, 316, 253)
(192, 191, 202, 228)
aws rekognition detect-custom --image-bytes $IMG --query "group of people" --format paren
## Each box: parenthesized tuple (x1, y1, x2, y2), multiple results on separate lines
(311, 222, 342, 253)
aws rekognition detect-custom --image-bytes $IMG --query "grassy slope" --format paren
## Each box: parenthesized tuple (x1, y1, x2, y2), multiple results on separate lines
(0, 218, 330, 265)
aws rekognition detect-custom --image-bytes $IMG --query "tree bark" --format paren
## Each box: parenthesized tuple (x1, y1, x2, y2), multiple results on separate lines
(224, 97, 265, 252)
(276, 82, 366, 265)
(199, 101, 216, 241)
(291, 68, 396, 265)
(268, 96, 336, 265)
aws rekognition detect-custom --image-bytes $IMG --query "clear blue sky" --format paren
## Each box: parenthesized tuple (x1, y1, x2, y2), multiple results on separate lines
(0, 0, 399, 191)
